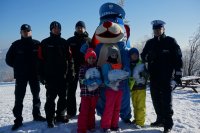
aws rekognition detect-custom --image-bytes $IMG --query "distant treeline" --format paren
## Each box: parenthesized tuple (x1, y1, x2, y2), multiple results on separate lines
(0, 49, 14, 82)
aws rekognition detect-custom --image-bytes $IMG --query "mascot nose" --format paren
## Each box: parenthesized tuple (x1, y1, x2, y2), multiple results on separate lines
(103, 21, 112, 28)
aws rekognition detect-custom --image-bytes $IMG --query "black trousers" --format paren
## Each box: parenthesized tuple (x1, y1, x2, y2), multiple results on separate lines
(66, 73, 78, 116)
(150, 79, 174, 129)
(13, 77, 41, 119)
(44, 78, 68, 121)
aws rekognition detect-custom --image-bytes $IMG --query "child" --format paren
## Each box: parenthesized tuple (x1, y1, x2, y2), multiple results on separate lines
(128, 47, 148, 128)
(101, 46, 129, 132)
(77, 48, 102, 133)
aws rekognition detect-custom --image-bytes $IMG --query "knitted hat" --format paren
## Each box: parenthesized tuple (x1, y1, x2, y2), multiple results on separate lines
(85, 48, 97, 61)
(129, 47, 139, 56)
(75, 21, 86, 28)
(50, 21, 61, 31)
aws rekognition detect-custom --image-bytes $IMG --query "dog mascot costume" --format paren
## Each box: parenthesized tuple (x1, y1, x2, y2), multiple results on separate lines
(93, 2, 132, 122)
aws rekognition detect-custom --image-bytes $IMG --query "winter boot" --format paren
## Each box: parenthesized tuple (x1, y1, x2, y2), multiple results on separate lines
(11, 123, 23, 131)
(11, 117, 23, 130)
(122, 119, 132, 124)
(102, 128, 111, 133)
(111, 127, 121, 132)
(56, 115, 69, 123)
(33, 115, 46, 121)
(47, 122, 55, 128)
(88, 128, 96, 132)
(47, 117, 55, 128)
(163, 128, 172, 133)
(150, 120, 164, 127)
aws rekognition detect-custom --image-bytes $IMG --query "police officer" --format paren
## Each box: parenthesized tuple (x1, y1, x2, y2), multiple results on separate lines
(39, 21, 71, 128)
(141, 20, 183, 133)
(66, 21, 91, 118)
(6, 24, 46, 131)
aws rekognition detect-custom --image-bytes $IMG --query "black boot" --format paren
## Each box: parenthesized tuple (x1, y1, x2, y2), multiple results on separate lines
(122, 119, 132, 124)
(11, 117, 23, 130)
(111, 127, 121, 132)
(102, 128, 111, 133)
(150, 118, 164, 127)
(150, 120, 164, 127)
(33, 115, 46, 121)
(163, 128, 172, 133)
(56, 115, 69, 123)
(47, 121, 55, 128)
(12, 123, 23, 131)
(47, 117, 55, 128)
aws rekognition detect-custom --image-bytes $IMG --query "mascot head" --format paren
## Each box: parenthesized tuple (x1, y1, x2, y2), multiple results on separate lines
(92, 2, 129, 45)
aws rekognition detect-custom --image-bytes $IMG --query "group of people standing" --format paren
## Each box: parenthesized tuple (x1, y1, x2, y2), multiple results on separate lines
(6, 19, 183, 133)
(6, 20, 91, 130)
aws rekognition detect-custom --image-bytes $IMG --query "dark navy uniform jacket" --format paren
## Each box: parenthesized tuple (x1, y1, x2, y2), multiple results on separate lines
(141, 34, 183, 84)
(6, 37, 40, 78)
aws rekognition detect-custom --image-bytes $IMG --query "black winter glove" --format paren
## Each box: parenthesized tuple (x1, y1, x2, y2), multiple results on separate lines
(66, 73, 75, 83)
(38, 76, 46, 85)
(174, 71, 182, 85)
(40, 79, 46, 85)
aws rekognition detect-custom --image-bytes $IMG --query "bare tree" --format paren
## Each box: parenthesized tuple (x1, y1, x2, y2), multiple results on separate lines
(116, 0, 130, 25)
(183, 25, 200, 76)
(133, 35, 150, 53)
(117, 0, 125, 7)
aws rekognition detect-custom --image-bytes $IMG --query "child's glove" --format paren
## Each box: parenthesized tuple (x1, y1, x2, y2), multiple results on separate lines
(81, 78, 102, 91)
(80, 43, 89, 54)
(87, 78, 102, 91)
(82, 79, 95, 85)
(128, 77, 135, 91)
(87, 83, 99, 91)
(93, 78, 102, 85)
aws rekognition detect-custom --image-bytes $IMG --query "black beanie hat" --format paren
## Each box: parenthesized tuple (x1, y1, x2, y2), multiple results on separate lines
(50, 21, 61, 31)
(75, 21, 86, 28)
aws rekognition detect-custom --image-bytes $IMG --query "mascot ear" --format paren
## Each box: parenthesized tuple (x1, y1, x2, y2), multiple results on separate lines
(91, 34, 100, 49)
(124, 24, 132, 48)
(124, 24, 130, 40)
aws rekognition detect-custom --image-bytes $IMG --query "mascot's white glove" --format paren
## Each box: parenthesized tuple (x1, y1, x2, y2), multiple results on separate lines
(85, 68, 102, 91)
(108, 81, 120, 91)
(108, 69, 129, 91)
(87, 82, 100, 92)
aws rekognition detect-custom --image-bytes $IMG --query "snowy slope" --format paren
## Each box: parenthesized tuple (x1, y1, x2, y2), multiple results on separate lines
(0, 83, 199, 133)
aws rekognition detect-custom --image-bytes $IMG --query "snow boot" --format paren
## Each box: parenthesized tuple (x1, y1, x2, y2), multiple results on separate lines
(150, 120, 164, 127)
(56, 115, 69, 123)
(111, 127, 121, 132)
(11, 117, 23, 130)
(122, 119, 132, 124)
(47, 122, 55, 128)
(47, 117, 55, 128)
(11, 122, 23, 130)
(102, 128, 111, 133)
(33, 115, 46, 121)
(163, 128, 172, 133)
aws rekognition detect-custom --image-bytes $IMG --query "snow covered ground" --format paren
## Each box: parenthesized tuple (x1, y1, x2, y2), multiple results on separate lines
(0, 83, 199, 133)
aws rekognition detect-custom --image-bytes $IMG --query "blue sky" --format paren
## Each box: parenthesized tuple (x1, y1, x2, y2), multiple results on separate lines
(1, 0, 200, 49)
